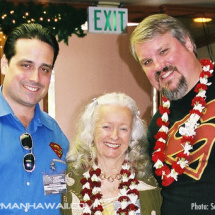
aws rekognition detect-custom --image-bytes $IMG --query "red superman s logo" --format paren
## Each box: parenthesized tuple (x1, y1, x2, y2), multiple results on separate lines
(49, 142, 63, 159)
(165, 100, 215, 180)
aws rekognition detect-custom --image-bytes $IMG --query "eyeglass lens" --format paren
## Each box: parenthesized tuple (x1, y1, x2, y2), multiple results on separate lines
(24, 153, 35, 172)
(20, 133, 33, 150)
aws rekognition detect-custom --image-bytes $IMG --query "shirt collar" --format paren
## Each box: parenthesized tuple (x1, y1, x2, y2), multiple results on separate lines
(0, 85, 54, 131)
(0, 85, 14, 117)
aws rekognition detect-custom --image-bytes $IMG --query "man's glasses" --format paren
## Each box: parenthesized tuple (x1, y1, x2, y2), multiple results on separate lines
(20, 133, 35, 172)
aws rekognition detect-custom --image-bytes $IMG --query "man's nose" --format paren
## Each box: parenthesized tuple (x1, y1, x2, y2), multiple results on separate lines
(155, 60, 168, 80)
(29, 69, 39, 82)
(154, 58, 166, 73)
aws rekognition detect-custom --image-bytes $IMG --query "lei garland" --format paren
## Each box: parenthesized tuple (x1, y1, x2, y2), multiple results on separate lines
(80, 161, 139, 215)
(152, 59, 214, 187)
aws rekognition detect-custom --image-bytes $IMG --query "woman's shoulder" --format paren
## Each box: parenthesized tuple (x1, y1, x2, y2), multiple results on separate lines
(137, 180, 157, 191)
(138, 174, 159, 187)
(138, 176, 162, 215)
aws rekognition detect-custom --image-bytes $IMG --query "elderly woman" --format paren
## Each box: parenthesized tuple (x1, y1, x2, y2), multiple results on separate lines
(62, 92, 162, 215)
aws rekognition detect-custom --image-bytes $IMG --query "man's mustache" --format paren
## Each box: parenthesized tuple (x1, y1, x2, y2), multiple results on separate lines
(155, 65, 177, 81)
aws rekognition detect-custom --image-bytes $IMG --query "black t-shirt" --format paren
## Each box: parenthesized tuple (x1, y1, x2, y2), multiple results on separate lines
(148, 71, 215, 215)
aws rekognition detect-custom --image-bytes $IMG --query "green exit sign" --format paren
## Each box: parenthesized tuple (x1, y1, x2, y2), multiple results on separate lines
(88, 6, 128, 34)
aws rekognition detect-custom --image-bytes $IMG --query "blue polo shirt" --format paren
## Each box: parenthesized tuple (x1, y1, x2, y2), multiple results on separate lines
(0, 86, 69, 214)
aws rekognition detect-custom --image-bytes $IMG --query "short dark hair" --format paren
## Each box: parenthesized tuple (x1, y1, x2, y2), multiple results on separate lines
(3, 23, 59, 67)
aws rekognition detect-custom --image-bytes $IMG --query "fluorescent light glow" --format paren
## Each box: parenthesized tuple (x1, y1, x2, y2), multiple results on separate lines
(193, 17, 212, 23)
(127, 22, 139, 26)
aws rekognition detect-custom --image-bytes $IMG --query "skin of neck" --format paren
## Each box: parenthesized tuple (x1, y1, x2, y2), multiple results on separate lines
(97, 155, 125, 176)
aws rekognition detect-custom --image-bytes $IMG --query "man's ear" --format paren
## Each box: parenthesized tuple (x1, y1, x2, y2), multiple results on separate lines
(1, 54, 8, 75)
(185, 36, 194, 53)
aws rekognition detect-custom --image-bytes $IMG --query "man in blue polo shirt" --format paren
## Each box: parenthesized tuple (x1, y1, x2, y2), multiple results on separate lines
(0, 23, 69, 214)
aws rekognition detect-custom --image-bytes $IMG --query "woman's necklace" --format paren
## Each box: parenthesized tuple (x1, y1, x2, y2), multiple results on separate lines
(80, 161, 139, 215)
(100, 172, 122, 182)
(152, 59, 214, 186)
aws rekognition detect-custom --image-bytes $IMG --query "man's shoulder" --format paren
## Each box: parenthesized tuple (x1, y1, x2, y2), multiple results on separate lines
(40, 110, 59, 126)
(39, 110, 67, 137)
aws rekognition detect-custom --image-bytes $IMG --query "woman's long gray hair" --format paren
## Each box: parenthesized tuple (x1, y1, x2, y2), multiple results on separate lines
(66, 92, 152, 179)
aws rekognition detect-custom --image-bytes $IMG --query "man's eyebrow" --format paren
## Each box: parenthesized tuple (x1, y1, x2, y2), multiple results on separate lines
(18, 59, 33, 64)
(41, 63, 52, 69)
(17, 59, 53, 69)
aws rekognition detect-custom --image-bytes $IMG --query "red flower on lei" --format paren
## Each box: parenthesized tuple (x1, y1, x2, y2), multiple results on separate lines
(80, 161, 140, 214)
(152, 59, 214, 186)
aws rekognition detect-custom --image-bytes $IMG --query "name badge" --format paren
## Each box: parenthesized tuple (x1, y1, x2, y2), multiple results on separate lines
(43, 173, 67, 195)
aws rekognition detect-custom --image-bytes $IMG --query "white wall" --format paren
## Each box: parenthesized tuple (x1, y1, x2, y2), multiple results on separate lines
(53, 26, 152, 141)
(53, 27, 214, 142)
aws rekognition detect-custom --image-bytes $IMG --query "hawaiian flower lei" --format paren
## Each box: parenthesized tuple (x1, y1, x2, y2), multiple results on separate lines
(80, 161, 139, 215)
(152, 59, 214, 187)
